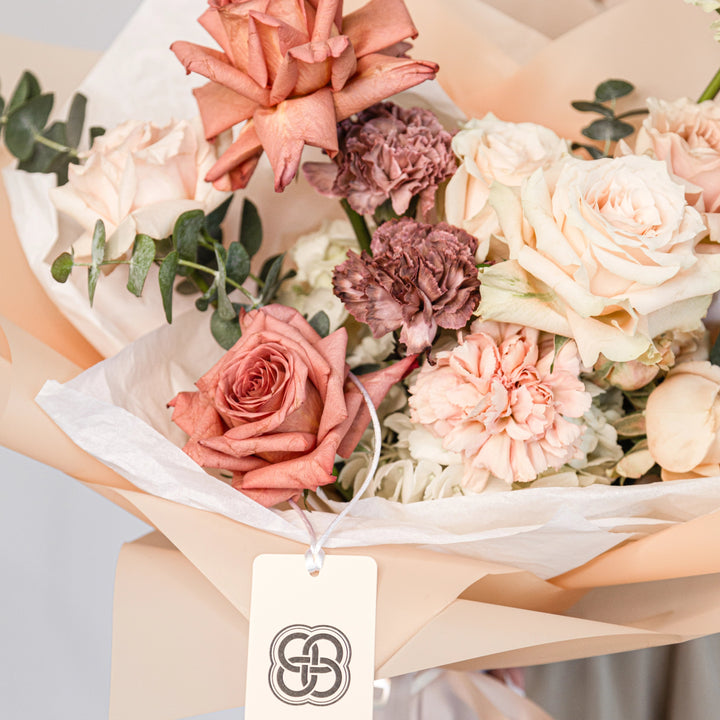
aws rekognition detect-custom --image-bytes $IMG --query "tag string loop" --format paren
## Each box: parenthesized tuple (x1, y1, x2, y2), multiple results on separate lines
(289, 371, 382, 575)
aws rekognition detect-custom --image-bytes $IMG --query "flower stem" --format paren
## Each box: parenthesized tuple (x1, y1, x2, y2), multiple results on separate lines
(178, 259, 259, 304)
(699, 66, 720, 102)
(340, 199, 372, 254)
(34, 132, 79, 158)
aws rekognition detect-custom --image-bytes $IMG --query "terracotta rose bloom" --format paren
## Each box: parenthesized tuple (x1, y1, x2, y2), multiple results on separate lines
(171, 0, 438, 192)
(169, 304, 415, 507)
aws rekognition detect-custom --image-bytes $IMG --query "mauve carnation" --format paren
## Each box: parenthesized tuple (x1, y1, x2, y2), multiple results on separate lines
(333, 218, 480, 353)
(303, 102, 456, 216)
(408, 322, 592, 488)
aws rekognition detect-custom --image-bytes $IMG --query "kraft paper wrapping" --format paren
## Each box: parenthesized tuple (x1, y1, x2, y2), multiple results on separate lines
(4, 1, 720, 718)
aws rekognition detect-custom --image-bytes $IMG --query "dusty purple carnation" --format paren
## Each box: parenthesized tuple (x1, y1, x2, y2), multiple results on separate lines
(303, 102, 456, 217)
(333, 218, 481, 353)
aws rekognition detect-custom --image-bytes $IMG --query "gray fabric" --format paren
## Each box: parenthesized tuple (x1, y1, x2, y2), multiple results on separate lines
(525, 635, 720, 720)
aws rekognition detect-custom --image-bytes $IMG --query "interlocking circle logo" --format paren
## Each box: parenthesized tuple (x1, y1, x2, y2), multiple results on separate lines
(268, 624, 351, 706)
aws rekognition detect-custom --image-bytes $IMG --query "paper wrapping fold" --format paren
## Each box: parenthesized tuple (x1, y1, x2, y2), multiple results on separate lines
(5, 1, 720, 718)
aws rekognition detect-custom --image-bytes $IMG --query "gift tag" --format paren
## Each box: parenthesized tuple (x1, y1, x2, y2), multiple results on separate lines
(244, 554, 377, 720)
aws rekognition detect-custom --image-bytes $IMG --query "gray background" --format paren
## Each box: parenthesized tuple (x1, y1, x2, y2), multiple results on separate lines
(1, 7, 238, 720)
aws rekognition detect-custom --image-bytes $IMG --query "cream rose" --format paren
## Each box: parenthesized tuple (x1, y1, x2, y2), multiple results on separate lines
(633, 97, 720, 239)
(444, 114, 568, 261)
(646, 361, 720, 480)
(480, 155, 720, 366)
(51, 118, 228, 260)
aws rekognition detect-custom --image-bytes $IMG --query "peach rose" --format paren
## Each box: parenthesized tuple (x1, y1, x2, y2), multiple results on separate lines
(169, 304, 415, 507)
(171, 0, 438, 191)
(444, 114, 568, 261)
(633, 98, 720, 238)
(480, 155, 720, 366)
(408, 321, 591, 488)
(646, 361, 720, 480)
(50, 118, 228, 261)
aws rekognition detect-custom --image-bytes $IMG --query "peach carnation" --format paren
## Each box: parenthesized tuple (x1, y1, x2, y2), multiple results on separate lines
(408, 322, 592, 488)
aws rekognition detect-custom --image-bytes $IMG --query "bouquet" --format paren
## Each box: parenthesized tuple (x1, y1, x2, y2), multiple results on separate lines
(4, 0, 720, 717)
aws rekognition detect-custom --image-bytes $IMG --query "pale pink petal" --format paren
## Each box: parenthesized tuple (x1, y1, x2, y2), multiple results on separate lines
(333, 54, 438, 121)
(343, 0, 418, 57)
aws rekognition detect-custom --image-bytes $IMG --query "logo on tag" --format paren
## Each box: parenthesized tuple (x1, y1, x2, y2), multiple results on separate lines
(268, 624, 352, 706)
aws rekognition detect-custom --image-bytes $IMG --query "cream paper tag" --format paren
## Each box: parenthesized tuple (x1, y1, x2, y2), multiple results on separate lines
(244, 554, 377, 719)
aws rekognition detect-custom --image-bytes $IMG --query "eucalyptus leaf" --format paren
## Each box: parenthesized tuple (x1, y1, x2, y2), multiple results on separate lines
(210, 309, 243, 350)
(204, 196, 233, 240)
(17, 120, 67, 173)
(571, 100, 614, 117)
(260, 253, 285, 304)
(0, 95, 5, 119)
(65, 93, 87, 148)
(571, 142, 605, 160)
(7, 71, 41, 115)
(550, 335, 569, 372)
(581, 118, 635, 142)
(89, 126, 105, 145)
(50, 252, 74, 283)
(158, 251, 179, 323)
(226, 241, 250, 285)
(612, 412, 647, 438)
(595, 79, 634, 102)
(174, 209, 205, 265)
(175, 278, 198, 295)
(710, 332, 720, 367)
(214, 246, 236, 321)
(88, 219, 106, 305)
(240, 198, 262, 257)
(127, 234, 156, 296)
(5, 93, 54, 160)
(308, 310, 330, 338)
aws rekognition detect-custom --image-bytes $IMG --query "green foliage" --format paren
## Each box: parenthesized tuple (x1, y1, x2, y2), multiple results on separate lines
(571, 78, 647, 158)
(211, 308, 243, 349)
(47, 198, 280, 348)
(204, 195, 233, 240)
(158, 252, 179, 323)
(308, 310, 330, 338)
(594, 79, 635, 102)
(50, 252, 74, 283)
(582, 118, 635, 142)
(88, 220, 107, 306)
(127, 234, 156, 297)
(5, 93, 54, 160)
(0, 70, 101, 185)
(239, 198, 262, 257)
(710, 332, 720, 368)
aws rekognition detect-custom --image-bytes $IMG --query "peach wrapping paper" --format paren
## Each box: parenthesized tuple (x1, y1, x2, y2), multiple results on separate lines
(3, 1, 720, 718)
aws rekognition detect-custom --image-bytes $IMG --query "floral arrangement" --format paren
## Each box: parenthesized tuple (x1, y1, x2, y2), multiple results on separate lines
(5, 0, 720, 714)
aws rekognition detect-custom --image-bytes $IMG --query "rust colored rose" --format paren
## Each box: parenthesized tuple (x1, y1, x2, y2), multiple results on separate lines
(171, 0, 439, 192)
(333, 218, 481, 353)
(168, 304, 415, 507)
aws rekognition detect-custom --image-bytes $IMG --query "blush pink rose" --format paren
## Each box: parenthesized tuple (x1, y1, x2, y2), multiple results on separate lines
(645, 361, 720, 480)
(169, 304, 415, 507)
(408, 322, 591, 488)
(633, 98, 720, 237)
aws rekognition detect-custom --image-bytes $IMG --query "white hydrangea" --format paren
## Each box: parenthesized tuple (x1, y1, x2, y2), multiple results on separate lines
(277, 219, 359, 331)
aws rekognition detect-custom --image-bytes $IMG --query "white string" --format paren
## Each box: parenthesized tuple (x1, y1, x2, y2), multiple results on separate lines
(290, 371, 383, 575)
